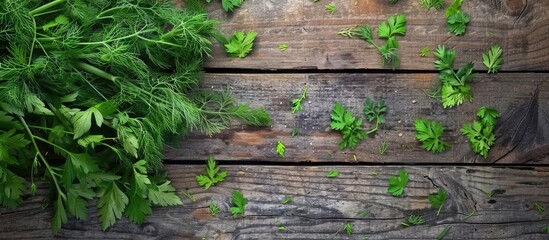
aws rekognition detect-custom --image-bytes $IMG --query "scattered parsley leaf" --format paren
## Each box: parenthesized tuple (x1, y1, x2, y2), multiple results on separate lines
(291, 128, 299, 137)
(420, 0, 444, 10)
(388, 169, 409, 197)
(429, 188, 448, 216)
(330, 103, 366, 150)
(370, 171, 379, 176)
(446, 0, 463, 17)
(437, 226, 452, 240)
(221, 0, 245, 12)
(276, 140, 286, 157)
(327, 170, 340, 178)
(344, 223, 353, 235)
(291, 87, 308, 113)
(447, 11, 470, 36)
(363, 98, 386, 135)
(325, 3, 336, 13)
(224, 31, 257, 58)
(477, 106, 500, 127)
(209, 200, 220, 216)
(414, 119, 450, 153)
(482, 44, 503, 73)
(337, 26, 357, 38)
(230, 190, 248, 218)
(356, 209, 369, 218)
(278, 44, 288, 52)
(283, 197, 293, 205)
(400, 215, 425, 227)
(378, 15, 407, 39)
(182, 191, 196, 202)
(278, 225, 286, 231)
(196, 157, 227, 190)
(461, 107, 499, 158)
(379, 140, 388, 155)
(420, 47, 430, 57)
(535, 202, 545, 214)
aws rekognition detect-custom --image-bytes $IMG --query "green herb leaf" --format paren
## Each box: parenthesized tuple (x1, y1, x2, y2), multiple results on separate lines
(400, 215, 425, 227)
(283, 197, 293, 205)
(379, 140, 389, 155)
(344, 223, 353, 235)
(420, 0, 444, 10)
(278, 43, 288, 52)
(446, 0, 463, 17)
(535, 202, 545, 214)
(482, 44, 504, 73)
(97, 182, 129, 230)
(209, 200, 220, 216)
(429, 188, 448, 216)
(378, 15, 407, 39)
(388, 169, 409, 197)
(276, 140, 286, 157)
(447, 11, 470, 36)
(437, 226, 452, 240)
(363, 98, 386, 134)
(330, 103, 366, 150)
(325, 3, 336, 13)
(327, 170, 340, 178)
(420, 47, 430, 57)
(196, 157, 227, 190)
(230, 190, 248, 217)
(414, 119, 450, 153)
(477, 106, 500, 127)
(461, 121, 496, 159)
(292, 87, 308, 113)
(224, 31, 257, 58)
(222, 0, 245, 12)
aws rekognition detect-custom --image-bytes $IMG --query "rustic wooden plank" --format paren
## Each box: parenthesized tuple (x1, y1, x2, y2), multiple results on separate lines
(164, 73, 549, 164)
(201, 0, 549, 71)
(1, 165, 549, 239)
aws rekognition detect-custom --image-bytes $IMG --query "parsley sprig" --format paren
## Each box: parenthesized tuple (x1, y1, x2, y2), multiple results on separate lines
(292, 87, 308, 113)
(230, 190, 248, 218)
(363, 98, 387, 135)
(388, 169, 409, 197)
(224, 31, 257, 58)
(415, 119, 451, 153)
(401, 215, 425, 227)
(461, 107, 500, 158)
(434, 45, 475, 108)
(446, 0, 469, 35)
(196, 157, 227, 190)
(276, 140, 286, 157)
(420, 0, 444, 10)
(429, 188, 448, 216)
(482, 44, 504, 73)
(330, 103, 367, 150)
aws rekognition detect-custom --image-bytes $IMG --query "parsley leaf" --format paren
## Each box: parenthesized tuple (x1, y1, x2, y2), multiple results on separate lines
(327, 170, 340, 178)
(209, 200, 220, 216)
(278, 43, 288, 52)
(437, 226, 452, 240)
(477, 106, 500, 127)
(363, 98, 386, 135)
(534, 202, 545, 214)
(461, 107, 499, 158)
(447, 11, 470, 36)
(429, 188, 448, 216)
(221, 0, 244, 12)
(434, 45, 475, 108)
(378, 15, 407, 39)
(446, 0, 463, 17)
(401, 215, 425, 227)
(291, 87, 308, 113)
(388, 169, 409, 197)
(330, 103, 366, 150)
(414, 119, 450, 153)
(379, 140, 388, 155)
(325, 3, 336, 13)
(420, 47, 430, 57)
(482, 44, 504, 73)
(148, 181, 182, 207)
(230, 190, 248, 217)
(196, 157, 227, 190)
(97, 182, 129, 230)
(276, 140, 286, 157)
(420, 0, 444, 10)
(224, 31, 257, 58)
(282, 197, 293, 205)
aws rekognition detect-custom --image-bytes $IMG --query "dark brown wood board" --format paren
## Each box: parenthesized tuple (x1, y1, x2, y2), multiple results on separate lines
(164, 73, 549, 164)
(1, 165, 548, 239)
(201, 0, 549, 71)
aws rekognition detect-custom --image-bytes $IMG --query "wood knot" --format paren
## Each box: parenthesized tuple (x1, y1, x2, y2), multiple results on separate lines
(504, 0, 526, 14)
(142, 224, 157, 234)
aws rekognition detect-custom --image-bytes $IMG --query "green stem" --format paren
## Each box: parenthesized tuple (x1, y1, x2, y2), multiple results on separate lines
(18, 116, 66, 199)
(74, 61, 117, 82)
(32, 8, 64, 18)
(437, 205, 443, 216)
(28, 125, 74, 134)
(34, 136, 73, 156)
(78, 27, 155, 46)
(366, 120, 380, 135)
(30, 0, 67, 16)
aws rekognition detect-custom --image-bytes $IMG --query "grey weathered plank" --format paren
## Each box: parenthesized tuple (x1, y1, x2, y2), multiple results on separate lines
(1, 165, 548, 239)
(164, 73, 549, 164)
(201, 0, 549, 71)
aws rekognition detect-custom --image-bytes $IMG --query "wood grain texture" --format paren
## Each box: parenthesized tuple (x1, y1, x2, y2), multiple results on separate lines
(202, 0, 549, 71)
(1, 165, 548, 239)
(164, 73, 549, 164)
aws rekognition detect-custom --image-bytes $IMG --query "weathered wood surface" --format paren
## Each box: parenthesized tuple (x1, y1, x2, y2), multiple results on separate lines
(2, 165, 548, 239)
(164, 73, 549, 164)
(202, 0, 549, 71)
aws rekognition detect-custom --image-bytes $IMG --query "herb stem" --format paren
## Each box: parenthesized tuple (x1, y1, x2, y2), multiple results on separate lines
(75, 61, 117, 82)
(30, 0, 67, 16)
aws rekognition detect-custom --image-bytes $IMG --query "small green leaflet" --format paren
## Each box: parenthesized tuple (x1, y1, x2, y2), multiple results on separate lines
(461, 106, 499, 159)
(482, 44, 504, 73)
(420, 47, 430, 57)
(344, 223, 353, 235)
(434, 45, 475, 108)
(477, 106, 500, 127)
(447, 11, 470, 36)
(446, 0, 463, 17)
(71, 101, 115, 139)
(429, 188, 448, 216)
(414, 119, 450, 153)
(224, 31, 257, 58)
(230, 190, 248, 217)
(97, 182, 129, 230)
(535, 202, 545, 214)
(148, 181, 182, 206)
(278, 44, 288, 52)
(400, 215, 425, 227)
(278, 225, 286, 231)
(283, 197, 293, 205)
(221, 0, 245, 12)
(388, 169, 409, 197)
(196, 157, 227, 190)
(325, 3, 336, 13)
(182, 191, 196, 202)
(420, 0, 444, 10)
(363, 98, 386, 135)
(327, 170, 340, 178)
(330, 103, 366, 150)
(52, 194, 68, 234)
(209, 200, 220, 216)
(276, 140, 286, 157)
(378, 15, 407, 39)
(291, 127, 299, 137)
(437, 226, 452, 240)
(544, 225, 549, 234)
(291, 87, 308, 113)
(379, 140, 388, 155)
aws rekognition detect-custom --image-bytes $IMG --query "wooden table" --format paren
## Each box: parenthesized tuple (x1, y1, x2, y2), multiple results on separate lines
(2, 0, 549, 239)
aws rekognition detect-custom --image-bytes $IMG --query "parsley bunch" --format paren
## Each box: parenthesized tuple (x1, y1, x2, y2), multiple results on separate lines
(461, 107, 500, 158)
(0, 1, 270, 233)
(434, 45, 476, 108)
(348, 15, 407, 69)
(414, 119, 451, 153)
(330, 103, 367, 150)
